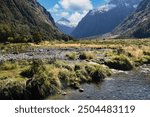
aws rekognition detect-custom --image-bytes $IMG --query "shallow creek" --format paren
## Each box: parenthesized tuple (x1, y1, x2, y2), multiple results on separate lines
(48, 65, 150, 100)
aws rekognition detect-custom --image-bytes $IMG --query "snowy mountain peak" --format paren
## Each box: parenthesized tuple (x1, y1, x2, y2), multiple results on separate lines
(89, 0, 142, 15)
(109, 0, 141, 6)
(72, 0, 142, 38)
(90, 4, 117, 15)
(57, 17, 75, 28)
(57, 17, 70, 23)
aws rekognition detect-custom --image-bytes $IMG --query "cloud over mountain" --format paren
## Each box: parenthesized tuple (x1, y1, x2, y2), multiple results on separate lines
(49, 0, 93, 27)
(59, 0, 93, 11)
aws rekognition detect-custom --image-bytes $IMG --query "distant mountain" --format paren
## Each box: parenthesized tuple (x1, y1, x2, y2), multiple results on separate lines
(112, 0, 150, 38)
(0, 0, 72, 43)
(56, 18, 75, 35)
(72, 0, 142, 38)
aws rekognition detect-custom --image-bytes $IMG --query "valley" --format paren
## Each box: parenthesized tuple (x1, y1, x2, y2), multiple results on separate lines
(0, 0, 150, 100)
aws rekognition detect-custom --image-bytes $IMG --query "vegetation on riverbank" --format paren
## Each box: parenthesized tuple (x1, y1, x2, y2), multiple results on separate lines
(0, 38, 150, 99)
(0, 59, 111, 99)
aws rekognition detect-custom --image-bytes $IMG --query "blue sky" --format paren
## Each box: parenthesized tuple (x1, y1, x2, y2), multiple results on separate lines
(37, 0, 106, 26)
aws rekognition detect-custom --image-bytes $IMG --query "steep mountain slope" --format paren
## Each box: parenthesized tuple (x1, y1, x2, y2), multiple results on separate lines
(0, 0, 71, 42)
(113, 0, 150, 38)
(56, 18, 75, 35)
(72, 0, 141, 38)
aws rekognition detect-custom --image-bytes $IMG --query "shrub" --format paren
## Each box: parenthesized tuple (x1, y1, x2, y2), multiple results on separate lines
(105, 55, 134, 71)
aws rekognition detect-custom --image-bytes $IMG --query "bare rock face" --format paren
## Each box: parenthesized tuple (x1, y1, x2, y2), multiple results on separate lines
(113, 0, 150, 38)
(0, 0, 72, 42)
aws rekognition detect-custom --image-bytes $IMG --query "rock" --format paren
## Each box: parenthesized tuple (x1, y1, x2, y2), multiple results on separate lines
(62, 92, 67, 95)
(86, 95, 91, 99)
(79, 88, 84, 92)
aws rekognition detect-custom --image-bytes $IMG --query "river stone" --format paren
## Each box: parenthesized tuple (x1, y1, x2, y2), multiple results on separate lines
(79, 88, 84, 92)
(62, 92, 67, 95)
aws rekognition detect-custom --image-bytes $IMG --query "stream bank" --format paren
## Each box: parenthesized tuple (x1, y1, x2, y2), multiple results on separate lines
(48, 65, 150, 100)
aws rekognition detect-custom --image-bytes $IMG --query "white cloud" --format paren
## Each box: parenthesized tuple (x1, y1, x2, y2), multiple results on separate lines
(61, 12, 69, 17)
(54, 4, 60, 9)
(49, 4, 60, 13)
(59, 0, 93, 11)
(90, 4, 117, 15)
(68, 11, 88, 26)
(98, 4, 116, 12)
(49, 0, 93, 27)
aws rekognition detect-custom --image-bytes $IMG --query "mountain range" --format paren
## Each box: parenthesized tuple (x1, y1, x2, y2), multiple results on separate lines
(112, 0, 150, 38)
(0, 0, 71, 43)
(72, 0, 142, 38)
(1, 0, 150, 41)
(56, 18, 75, 35)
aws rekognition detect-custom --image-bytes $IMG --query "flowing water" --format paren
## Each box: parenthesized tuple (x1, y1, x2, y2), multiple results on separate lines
(48, 65, 150, 100)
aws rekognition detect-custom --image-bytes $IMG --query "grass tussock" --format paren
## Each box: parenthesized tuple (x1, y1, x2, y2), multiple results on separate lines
(135, 56, 150, 65)
(0, 43, 31, 54)
(12, 59, 111, 99)
(66, 52, 78, 60)
(75, 62, 112, 83)
(0, 61, 18, 70)
(105, 55, 134, 71)
(0, 78, 26, 99)
(0, 39, 150, 99)
(79, 51, 96, 60)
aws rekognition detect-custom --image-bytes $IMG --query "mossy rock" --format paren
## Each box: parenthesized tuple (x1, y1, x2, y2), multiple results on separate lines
(105, 55, 134, 71)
